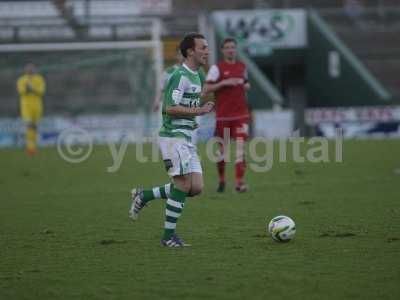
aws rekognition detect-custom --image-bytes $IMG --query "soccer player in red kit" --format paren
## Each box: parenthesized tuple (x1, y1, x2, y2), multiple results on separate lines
(204, 37, 251, 193)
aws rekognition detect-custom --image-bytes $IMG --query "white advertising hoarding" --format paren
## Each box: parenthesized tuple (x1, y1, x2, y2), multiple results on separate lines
(306, 106, 400, 138)
(253, 110, 294, 139)
(0, 114, 160, 148)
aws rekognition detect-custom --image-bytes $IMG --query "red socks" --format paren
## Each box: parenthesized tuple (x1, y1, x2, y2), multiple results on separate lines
(218, 160, 246, 185)
(235, 160, 246, 186)
(217, 160, 225, 184)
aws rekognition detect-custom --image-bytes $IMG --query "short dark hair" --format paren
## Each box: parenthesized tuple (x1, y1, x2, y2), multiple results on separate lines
(179, 33, 205, 58)
(221, 37, 237, 48)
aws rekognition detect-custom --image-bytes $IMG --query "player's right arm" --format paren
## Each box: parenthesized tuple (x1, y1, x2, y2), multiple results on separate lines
(164, 72, 213, 117)
(17, 77, 27, 96)
(34, 75, 46, 97)
(203, 65, 243, 95)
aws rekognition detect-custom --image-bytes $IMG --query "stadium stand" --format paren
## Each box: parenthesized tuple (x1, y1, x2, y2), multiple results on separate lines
(0, 0, 398, 118)
(0, 0, 191, 42)
(320, 5, 400, 102)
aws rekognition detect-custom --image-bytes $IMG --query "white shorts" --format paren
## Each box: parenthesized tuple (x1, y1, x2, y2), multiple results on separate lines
(159, 137, 202, 177)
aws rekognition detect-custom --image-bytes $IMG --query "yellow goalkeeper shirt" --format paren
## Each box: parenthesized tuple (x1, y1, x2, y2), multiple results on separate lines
(17, 74, 46, 105)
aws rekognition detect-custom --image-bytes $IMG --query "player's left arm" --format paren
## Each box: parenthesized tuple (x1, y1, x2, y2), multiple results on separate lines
(199, 67, 214, 104)
(31, 75, 46, 97)
(244, 67, 251, 91)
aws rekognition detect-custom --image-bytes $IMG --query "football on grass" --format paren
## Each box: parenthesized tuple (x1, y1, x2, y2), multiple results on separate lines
(268, 215, 296, 242)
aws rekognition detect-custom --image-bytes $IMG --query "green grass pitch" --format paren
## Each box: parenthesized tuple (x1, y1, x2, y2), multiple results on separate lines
(1, 140, 399, 299)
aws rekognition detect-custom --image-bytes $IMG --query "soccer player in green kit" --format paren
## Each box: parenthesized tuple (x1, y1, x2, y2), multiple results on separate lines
(129, 33, 215, 247)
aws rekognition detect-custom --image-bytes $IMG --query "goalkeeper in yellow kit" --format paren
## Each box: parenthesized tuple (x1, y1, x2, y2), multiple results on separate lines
(17, 63, 46, 155)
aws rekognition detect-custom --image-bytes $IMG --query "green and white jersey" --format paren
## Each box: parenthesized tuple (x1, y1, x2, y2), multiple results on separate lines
(161, 64, 180, 90)
(159, 63, 205, 141)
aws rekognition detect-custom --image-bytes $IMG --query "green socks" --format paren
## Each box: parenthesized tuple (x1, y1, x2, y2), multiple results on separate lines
(163, 186, 188, 240)
(141, 183, 173, 204)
